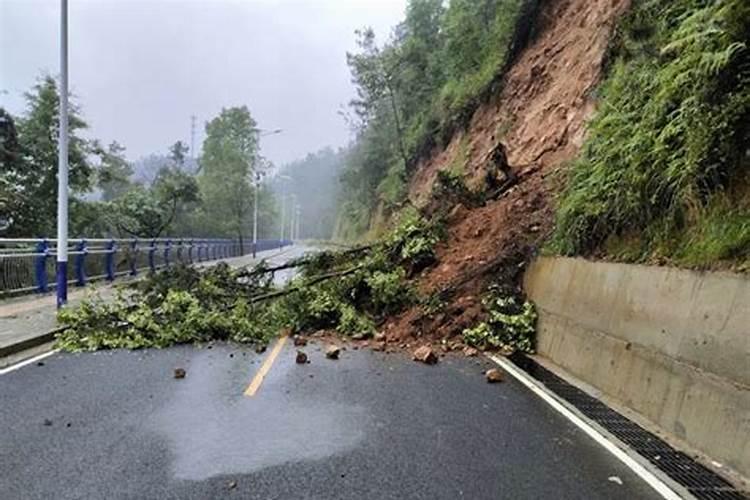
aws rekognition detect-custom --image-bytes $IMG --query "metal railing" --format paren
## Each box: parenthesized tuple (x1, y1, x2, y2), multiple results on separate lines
(0, 237, 292, 298)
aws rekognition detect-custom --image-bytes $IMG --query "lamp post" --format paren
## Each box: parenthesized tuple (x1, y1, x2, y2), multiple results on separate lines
(56, 0, 69, 307)
(252, 170, 264, 257)
(278, 175, 292, 246)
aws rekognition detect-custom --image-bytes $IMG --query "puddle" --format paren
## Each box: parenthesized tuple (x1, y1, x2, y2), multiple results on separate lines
(149, 349, 367, 480)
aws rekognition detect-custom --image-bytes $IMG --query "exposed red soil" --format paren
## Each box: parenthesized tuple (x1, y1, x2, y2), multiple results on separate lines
(386, 0, 630, 346)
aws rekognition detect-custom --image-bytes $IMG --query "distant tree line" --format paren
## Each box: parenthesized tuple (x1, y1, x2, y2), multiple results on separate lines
(0, 75, 277, 243)
(337, 0, 537, 237)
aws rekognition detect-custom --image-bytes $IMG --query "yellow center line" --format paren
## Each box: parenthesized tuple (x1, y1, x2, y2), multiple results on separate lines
(244, 333, 289, 397)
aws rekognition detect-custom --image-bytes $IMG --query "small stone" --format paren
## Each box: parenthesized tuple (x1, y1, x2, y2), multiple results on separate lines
(43, 419, 53, 426)
(485, 368, 504, 383)
(293, 336, 307, 347)
(374, 332, 386, 342)
(36, 361, 45, 367)
(325, 345, 340, 360)
(413, 346, 438, 364)
(450, 342, 464, 351)
(229, 353, 234, 358)
(173, 368, 186, 379)
(255, 344, 267, 354)
(66, 422, 71, 428)
(530, 225, 540, 233)
(227, 480, 238, 490)
(463, 347, 479, 357)
(295, 351, 308, 364)
(372, 341, 386, 352)
(351, 333, 366, 340)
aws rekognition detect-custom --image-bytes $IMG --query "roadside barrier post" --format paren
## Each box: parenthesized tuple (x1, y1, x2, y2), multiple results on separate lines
(148, 239, 157, 273)
(164, 239, 171, 267)
(74, 239, 87, 286)
(34, 239, 49, 294)
(105, 239, 115, 281)
(129, 240, 138, 276)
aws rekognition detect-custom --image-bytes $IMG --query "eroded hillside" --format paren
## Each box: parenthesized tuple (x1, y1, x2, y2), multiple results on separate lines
(382, 0, 630, 342)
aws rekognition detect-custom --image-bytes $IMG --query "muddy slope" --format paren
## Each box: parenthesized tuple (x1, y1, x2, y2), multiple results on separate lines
(386, 0, 630, 343)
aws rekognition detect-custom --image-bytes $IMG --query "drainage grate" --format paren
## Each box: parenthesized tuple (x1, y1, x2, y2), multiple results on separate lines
(508, 353, 748, 500)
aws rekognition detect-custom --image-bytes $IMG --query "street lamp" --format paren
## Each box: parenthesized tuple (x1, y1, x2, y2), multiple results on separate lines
(252, 170, 264, 257)
(57, 0, 69, 307)
(278, 175, 292, 246)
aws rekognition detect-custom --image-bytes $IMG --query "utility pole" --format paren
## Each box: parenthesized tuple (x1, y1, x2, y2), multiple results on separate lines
(296, 205, 301, 241)
(56, 0, 69, 308)
(252, 172, 261, 257)
(190, 115, 196, 160)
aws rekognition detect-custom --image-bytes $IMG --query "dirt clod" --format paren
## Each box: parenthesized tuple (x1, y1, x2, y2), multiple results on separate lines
(325, 345, 341, 360)
(293, 335, 307, 347)
(463, 347, 479, 357)
(173, 368, 186, 379)
(413, 346, 438, 364)
(295, 351, 308, 364)
(485, 368, 504, 383)
(372, 341, 386, 352)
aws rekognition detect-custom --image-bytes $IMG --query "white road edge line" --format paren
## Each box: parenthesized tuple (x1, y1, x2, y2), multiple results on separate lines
(0, 349, 59, 376)
(488, 354, 683, 500)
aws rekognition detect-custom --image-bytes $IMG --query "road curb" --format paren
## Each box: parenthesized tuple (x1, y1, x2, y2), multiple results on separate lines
(0, 327, 64, 359)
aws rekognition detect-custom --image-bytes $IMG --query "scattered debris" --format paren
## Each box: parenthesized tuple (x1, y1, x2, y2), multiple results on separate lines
(325, 345, 341, 360)
(485, 368, 504, 383)
(173, 368, 186, 379)
(413, 346, 438, 364)
(463, 347, 479, 357)
(295, 351, 308, 364)
(372, 341, 386, 352)
(293, 335, 307, 347)
(607, 476, 623, 486)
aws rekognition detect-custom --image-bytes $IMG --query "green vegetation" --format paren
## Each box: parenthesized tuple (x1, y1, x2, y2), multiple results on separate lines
(462, 284, 537, 353)
(337, 0, 540, 238)
(56, 215, 441, 351)
(0, 78, 278, 241)
(550, 0, 750, 268)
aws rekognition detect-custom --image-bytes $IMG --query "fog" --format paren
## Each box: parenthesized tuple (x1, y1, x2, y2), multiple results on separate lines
(0, 0, 406, 166)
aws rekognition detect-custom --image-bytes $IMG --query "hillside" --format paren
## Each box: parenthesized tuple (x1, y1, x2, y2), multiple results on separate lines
(383, 0, 631, 341)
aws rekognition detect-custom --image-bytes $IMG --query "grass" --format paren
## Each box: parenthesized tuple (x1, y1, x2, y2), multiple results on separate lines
(550, 0, 750, 269)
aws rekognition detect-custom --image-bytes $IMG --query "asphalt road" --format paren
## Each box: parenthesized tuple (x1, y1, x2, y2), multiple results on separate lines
(0, 340, 662, 499)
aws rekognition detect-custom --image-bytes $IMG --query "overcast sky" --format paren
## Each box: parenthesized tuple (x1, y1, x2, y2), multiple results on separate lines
(0, 0, 406, 166)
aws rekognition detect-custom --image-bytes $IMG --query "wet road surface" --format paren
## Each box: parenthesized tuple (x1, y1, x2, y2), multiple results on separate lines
(0, 341, 663, 499)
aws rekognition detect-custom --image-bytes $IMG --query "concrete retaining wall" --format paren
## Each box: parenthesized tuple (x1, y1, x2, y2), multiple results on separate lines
(524, 257, 750, 478)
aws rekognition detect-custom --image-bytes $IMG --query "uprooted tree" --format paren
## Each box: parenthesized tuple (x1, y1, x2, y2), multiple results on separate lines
(56, 213, 536, 355)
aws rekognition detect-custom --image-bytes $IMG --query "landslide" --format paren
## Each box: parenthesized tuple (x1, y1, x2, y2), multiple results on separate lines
(383, 0, 631, 345)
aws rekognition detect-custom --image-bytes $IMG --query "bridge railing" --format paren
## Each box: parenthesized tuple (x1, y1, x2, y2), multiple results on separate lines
(0, 237, 292, 298)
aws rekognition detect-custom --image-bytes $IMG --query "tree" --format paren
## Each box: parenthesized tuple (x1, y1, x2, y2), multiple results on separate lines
(112, 167, 199, 238)
(93, 140, 133, 201)
(199, 106, 260, 246)
(0, 108, 21, 232)
(169, 140, 189, 168)
(9, 75, 92, 236)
